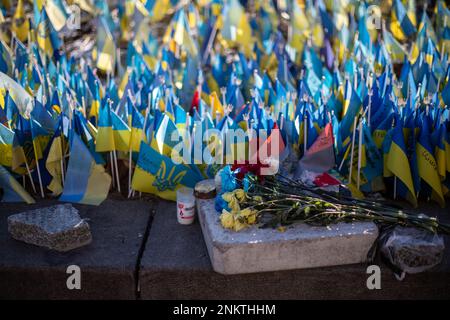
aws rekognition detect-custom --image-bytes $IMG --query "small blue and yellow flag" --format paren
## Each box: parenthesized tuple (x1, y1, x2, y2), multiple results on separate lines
(11, 0, 30, 43)
(129, 105, 145, 153)
(45, 0, 69, 32)
(94, 17, 116, 74)
(111, 110, 131, 152)
(131, 141, 203, 201)
(37, 7, 62, 59)
(416, 117, 445, 207)
(390, 0, 416, 41)
(0, 165, 35, 203)
(0, 40, 12, 76)
(60, 133, 111, 205)
(387, 121, 418, 207)
(95, 99, 115, 152)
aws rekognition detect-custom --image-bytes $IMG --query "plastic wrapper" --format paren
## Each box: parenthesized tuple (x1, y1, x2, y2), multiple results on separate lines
(380, 226, 445, 278)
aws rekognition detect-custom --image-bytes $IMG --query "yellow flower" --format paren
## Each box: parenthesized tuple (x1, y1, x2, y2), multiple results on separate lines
(234, 189, 246, 202)
(229, 197, 240, 213)
(222, 192, 235, 202)
(246, 213, 256, 224)
(233, 217, 248, 232)
(240, 207, 254, 217)
(220, 210, 234, 229)
(222, 192, 240, 213)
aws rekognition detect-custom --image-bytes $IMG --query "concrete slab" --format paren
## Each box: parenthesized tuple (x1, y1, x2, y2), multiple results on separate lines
(139, 200, 450, 299)
(0, 196, 153, 299)
(197, 199, 378, 274)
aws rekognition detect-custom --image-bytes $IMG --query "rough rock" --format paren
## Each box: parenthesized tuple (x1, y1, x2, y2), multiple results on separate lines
(7, 204, 92, 252)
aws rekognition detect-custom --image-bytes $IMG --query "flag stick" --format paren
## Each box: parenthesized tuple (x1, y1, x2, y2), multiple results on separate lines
(220, 87, 226, 107)
(367, 88, 373, 127)
(113, 150, 121, 193)
(60, 118, 66, 187)
(202, 23, 218, 64)
(348, 117, 358, 186)
(141, 93, 151, 142)
(110, 151, 115, 189)
(128, 146, 133, 198)
(393, 176, 397, 200)
(32, 142, 45, 198)
(81, 96, 87, 118)
(338, 145, 348, 172)
(357, 119, 363, 190)
(60, 155, 65, 187)
(24, 158, 37, 194)
(303, 113, 308, 154)
(441, 17, 447, 60)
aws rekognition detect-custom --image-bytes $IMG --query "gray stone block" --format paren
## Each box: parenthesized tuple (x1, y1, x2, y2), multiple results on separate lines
(8, 204, 92, 252)
(197, 199, 379, 274)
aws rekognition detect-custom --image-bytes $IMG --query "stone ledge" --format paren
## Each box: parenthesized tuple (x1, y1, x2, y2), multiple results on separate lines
(0, 198, 153, 300)
(139, 201, 450, 299)
(1, 198, 449, 299)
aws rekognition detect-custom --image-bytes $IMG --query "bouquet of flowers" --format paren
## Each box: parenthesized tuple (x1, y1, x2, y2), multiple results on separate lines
(214, 165, 450, 235)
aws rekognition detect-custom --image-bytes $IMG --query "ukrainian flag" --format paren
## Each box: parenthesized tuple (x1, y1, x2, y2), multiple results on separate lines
(50, 90, 61, 114)
(151, 114, 180, 157)
(131, 141, 202, 201)
(95, 101, 115, 152)
(30, 118, 51, 164)
(0, 165, 35, 203)
(174, 103, 188, 134)
(372, 112, 395, 149)
(111, 110, 131, 152)
(416, 117, 445, 207)
(387, 121, 418, 207)
(37, 8, 62, 59)
(33, 0, 43, 25)
(45, 125, 64, 196)
(390, 0, 416, 41)
(164, 10, 198, 58)
(0, 100, 7, 126)
(129, 106, 145, 153)
(11, 0, 30, 43)
(0, 122, 13, 167)
(94, 17, 116, 74)
(0, 40, 12, 76)
(11, 114, 31, 174)
(45, 0, 68, 32)
(432, 123, 447, 181)
(146, 0, 171, 22)
(339, 80, 362, 145)
(382, 28, 406, 63)
(60, 133, 111, 206)
(89, 81, 101, 124)
(221, 0, 253, 57)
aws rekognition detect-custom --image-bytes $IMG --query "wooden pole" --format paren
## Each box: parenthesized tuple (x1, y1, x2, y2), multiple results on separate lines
(113, 150, 121, 193)
(110, 151, 115, 189)
(356, 119, 363, 190)
(128, 145, 133, 198)
(24, 158, 37, 194)
(348, 117, 358, 186)
(32, 141, 45, 198)
(303, 113, 308, 154)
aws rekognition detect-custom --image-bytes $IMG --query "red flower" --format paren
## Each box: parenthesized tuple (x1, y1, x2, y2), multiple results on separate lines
(231, 161, 270, 180)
